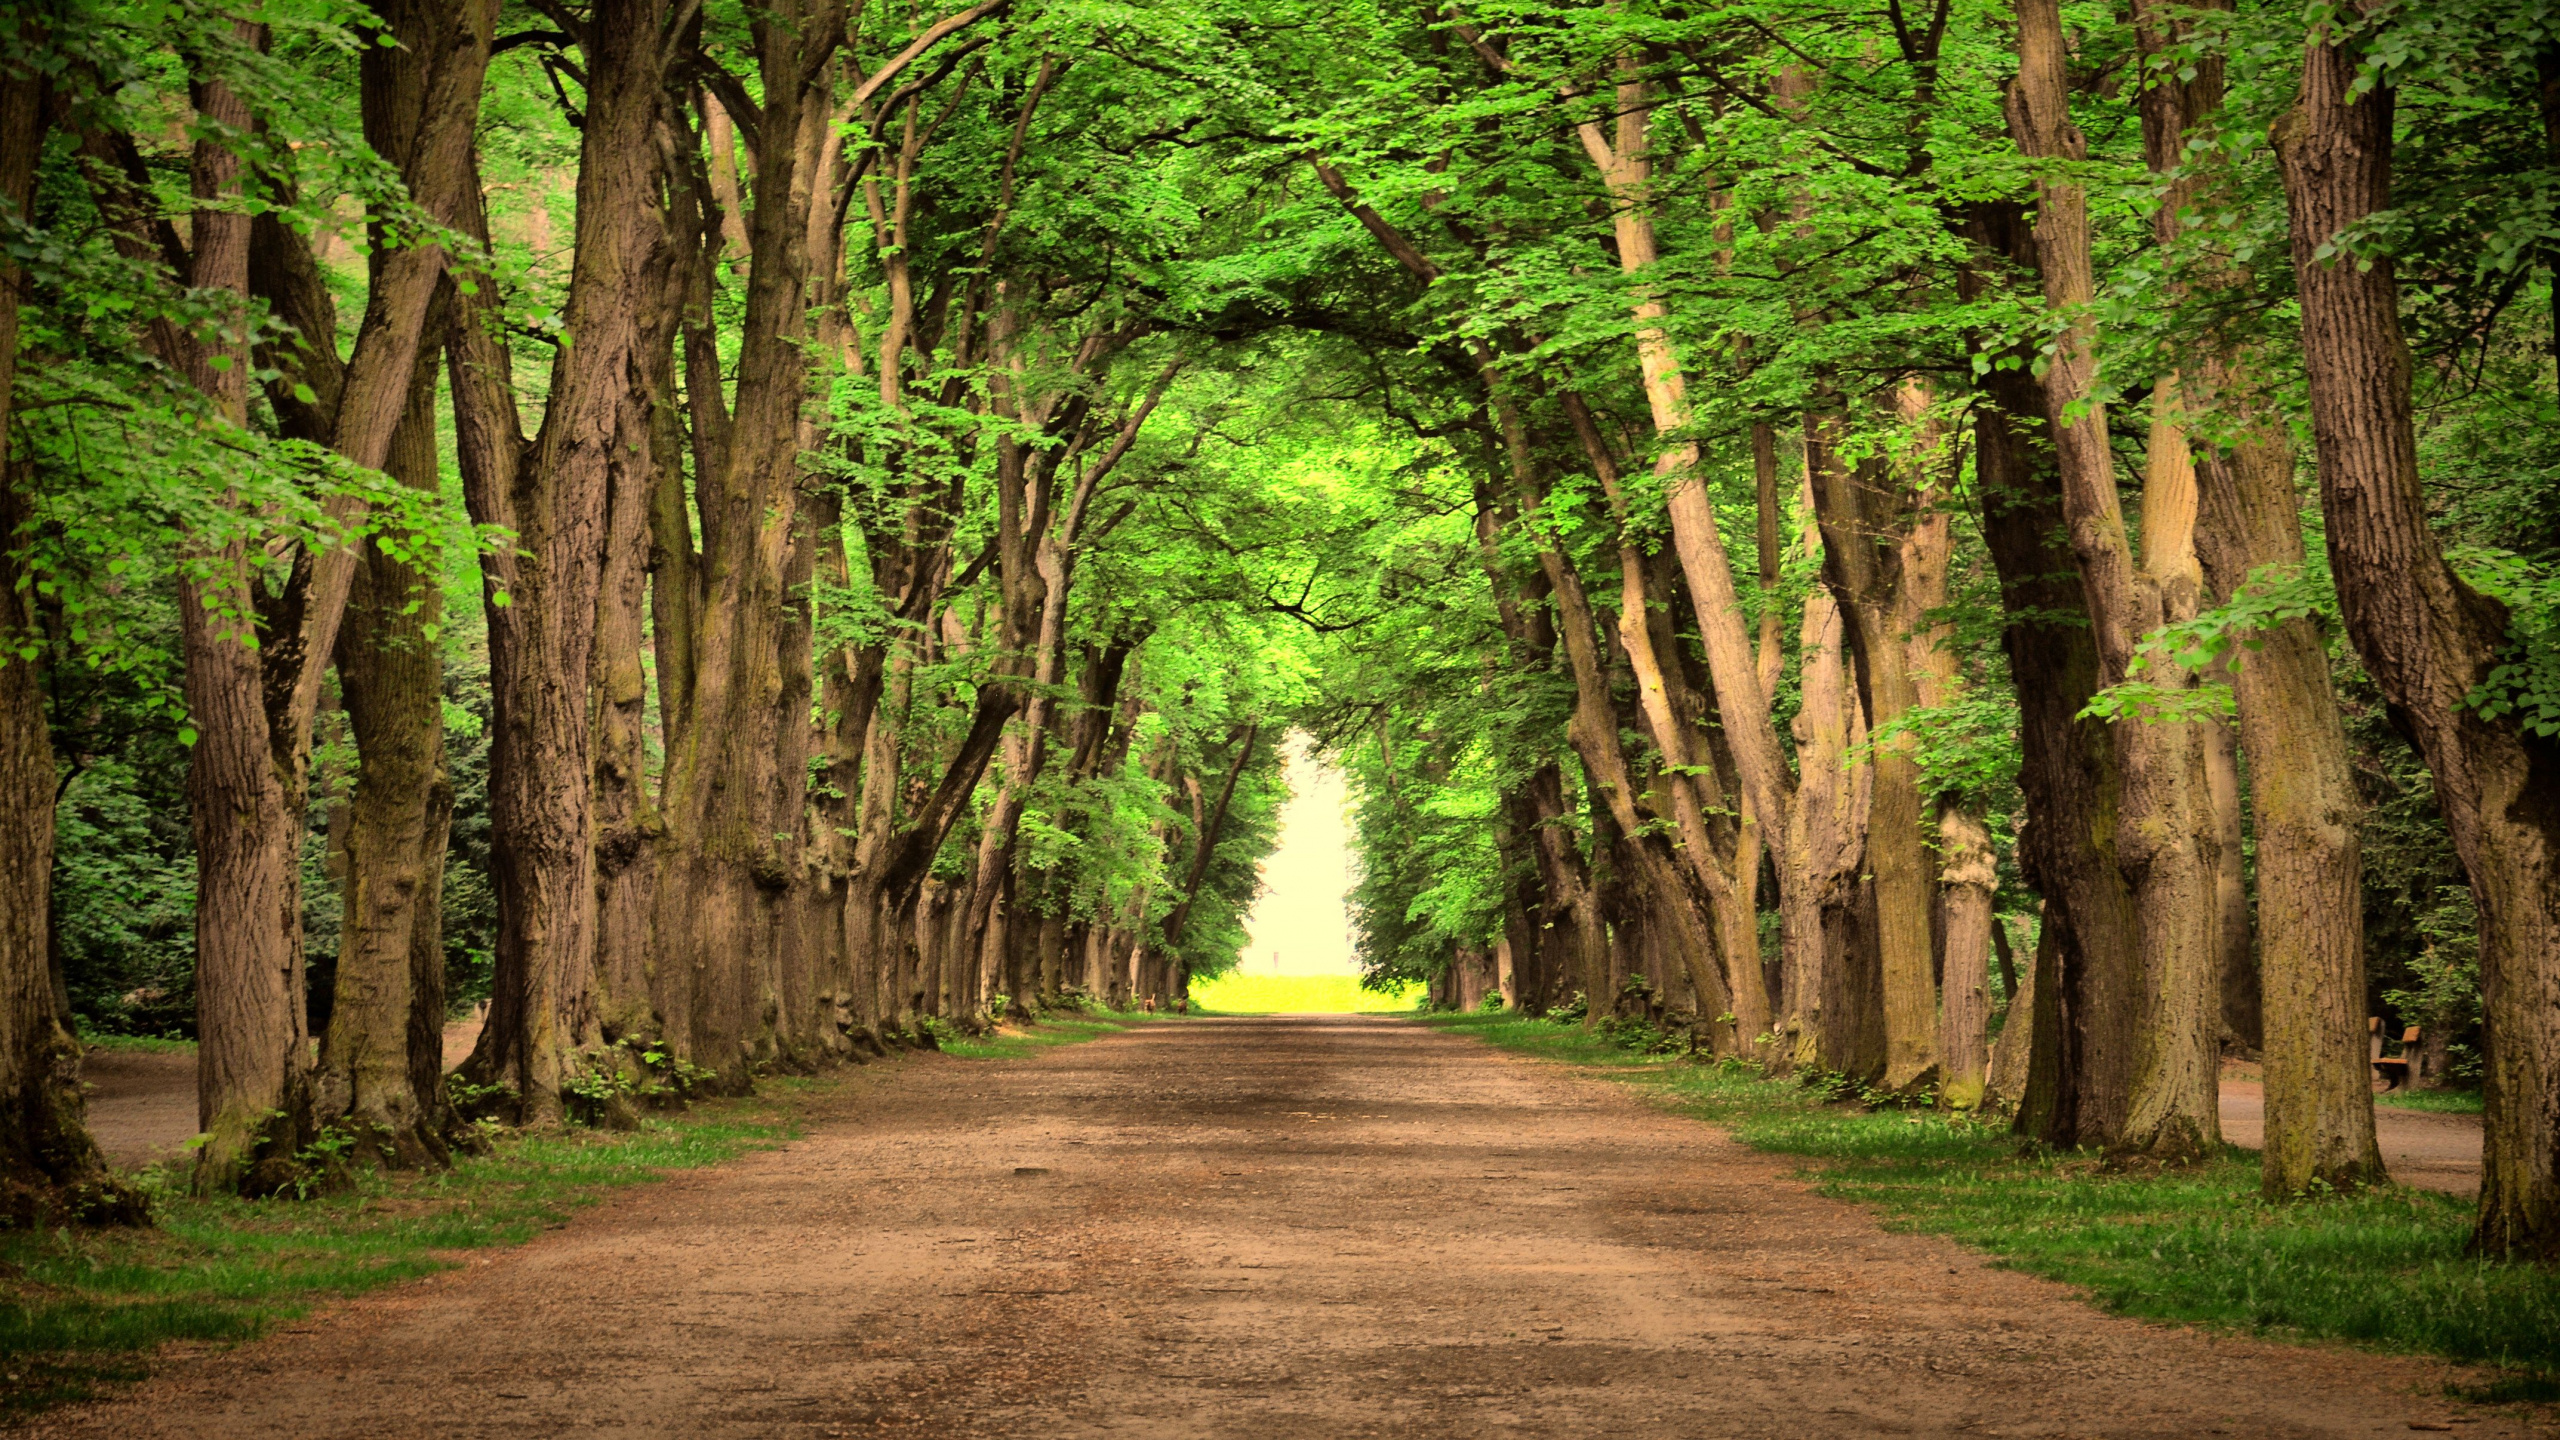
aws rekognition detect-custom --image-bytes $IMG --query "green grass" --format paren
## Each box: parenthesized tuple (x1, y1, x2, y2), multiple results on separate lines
(1187, 972, 1423, 1014)
(1427, 1010, 2560, 1378)
(2378, 1087, 2485, 1115)
(74, 1030, 196, 1054)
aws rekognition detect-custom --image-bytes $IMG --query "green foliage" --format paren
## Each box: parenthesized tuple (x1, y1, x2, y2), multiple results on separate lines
(2453, 548, 2560, 740)
(558, 1040, 721, 1126)
(2381, 887, 2486, 1087)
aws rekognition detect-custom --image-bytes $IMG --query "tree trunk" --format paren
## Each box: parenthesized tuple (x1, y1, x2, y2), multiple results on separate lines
(1958, 197, 2143, 1147)
(1893, 417, 1995, 1108)
(2011, 0, 2222, 1163)
(0, 35, 138, 1221)
(2195, 428, 2386, 1194)
(2276, 8, 2560, 1251)
(453, 0, 666, 1122)
(1570, 70, 1806, 1011)
(316, 318, 453, 1167)
(156, 0, 492, 1187)
(1805, 418, 1939, 1093)
(1985, 916, 2044, 1113)
(163, 26, 314, 1195)
(1782, 553, 1881, 1080)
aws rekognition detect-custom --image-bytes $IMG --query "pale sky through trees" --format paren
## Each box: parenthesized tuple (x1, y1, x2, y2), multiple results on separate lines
(1240, 734, 1357, 977)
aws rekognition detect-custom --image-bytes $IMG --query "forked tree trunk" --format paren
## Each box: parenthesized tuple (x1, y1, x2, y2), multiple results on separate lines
(309, 0, 477, 1165)
(146, 1, 490, 1187)
(1558, 397, 1763, 1048)
(2276, 7, 2560, 1251)
(1494, 403, 1731, 1038)
(2128, 0, 2266, 1064)
(1567, 68, 1807, 1012)
(1956, 202, 2142, 1146)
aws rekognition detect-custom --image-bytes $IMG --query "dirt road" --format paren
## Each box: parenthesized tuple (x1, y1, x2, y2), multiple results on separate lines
(31, 1017, 2529, 1439)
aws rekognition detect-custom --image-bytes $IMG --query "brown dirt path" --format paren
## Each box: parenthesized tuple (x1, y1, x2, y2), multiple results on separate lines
(26, 1016, 2537, 1439)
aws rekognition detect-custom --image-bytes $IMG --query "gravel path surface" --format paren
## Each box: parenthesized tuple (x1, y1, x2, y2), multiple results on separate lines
(29, 1015, 2533, 1439)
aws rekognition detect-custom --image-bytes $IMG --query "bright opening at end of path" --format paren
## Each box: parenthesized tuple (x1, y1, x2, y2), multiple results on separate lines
(1190, 734, 1422, 1014)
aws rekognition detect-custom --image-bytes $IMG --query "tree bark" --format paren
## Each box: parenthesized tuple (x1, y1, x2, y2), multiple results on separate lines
(1805, 418, 1939, 1093)
(1782, 520, 1881, 1080)
(0, 30, 138, 1222)
(453, 0, 666, 1122)
(1958, 196, 2142, 1147)
(310, 0, 479, 1164)
(2195, 427, 2385, 1194)
(316, 323, 454, 1166)
(1892, 399, 1995, 1107)
(2011, 0, 2222, 1163)
(2276, 6, 2560, 1250)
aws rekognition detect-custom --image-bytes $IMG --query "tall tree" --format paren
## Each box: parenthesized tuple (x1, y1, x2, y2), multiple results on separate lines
(2276, 0, 2560, 1252)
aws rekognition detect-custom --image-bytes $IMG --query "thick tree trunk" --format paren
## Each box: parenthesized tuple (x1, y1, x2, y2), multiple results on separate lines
(454, 0, 666, 1122)
(161, 29, 315, 1195)
(2276, 12, 2560, 1251)
(1956, 203, 2143, 1146)
(312, 1, 467, 1163)
(316, 328, 453, 1167)
(2195, 427, 2385, 1194)
(0, 38, 137, 1221)
(161, 0, 491, 1185)
(653, 24, 835, 1087)
(2011, 0, 2222, 1163)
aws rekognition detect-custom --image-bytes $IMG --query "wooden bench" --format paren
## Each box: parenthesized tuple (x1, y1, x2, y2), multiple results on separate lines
(2371, 1017, 2422, 1090)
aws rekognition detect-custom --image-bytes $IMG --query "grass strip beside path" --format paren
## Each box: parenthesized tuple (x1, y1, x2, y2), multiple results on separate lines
(2377, 1087, 2486, 1115)
(1427, 1011, 2560, 1381)
(0, 1011, 1152, 1415)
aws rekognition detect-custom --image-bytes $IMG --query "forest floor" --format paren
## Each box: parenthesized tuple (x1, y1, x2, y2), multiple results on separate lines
(24, 1015, 2552, 1439)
